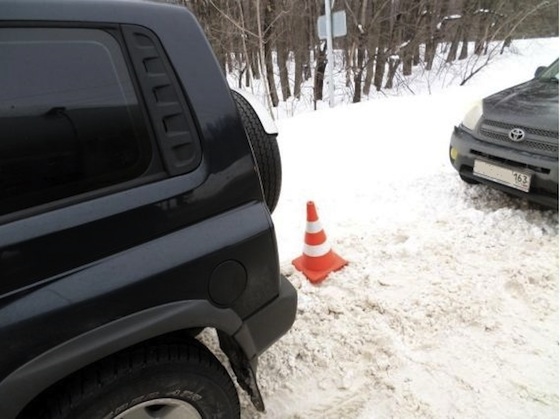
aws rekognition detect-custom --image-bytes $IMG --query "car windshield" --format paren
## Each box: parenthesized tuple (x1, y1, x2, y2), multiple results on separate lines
(537, 59, 559, 81)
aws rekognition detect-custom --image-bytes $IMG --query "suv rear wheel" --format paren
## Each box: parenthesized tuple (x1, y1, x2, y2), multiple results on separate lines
(28, 341, 240, 419)
(232, 90, 282, 213)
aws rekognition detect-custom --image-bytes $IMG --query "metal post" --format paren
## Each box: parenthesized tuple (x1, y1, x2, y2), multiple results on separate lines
(325, 0, 335, 107)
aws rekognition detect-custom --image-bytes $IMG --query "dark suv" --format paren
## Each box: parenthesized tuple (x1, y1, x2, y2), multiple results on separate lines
(449, 59, 559, 208)
(0, 1, 296, 418)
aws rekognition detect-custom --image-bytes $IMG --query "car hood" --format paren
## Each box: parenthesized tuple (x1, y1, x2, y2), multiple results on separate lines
(483, 78, 559, 133)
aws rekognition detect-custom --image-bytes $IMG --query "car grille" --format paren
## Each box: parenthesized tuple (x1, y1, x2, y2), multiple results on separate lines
(479, 119, 559, 158)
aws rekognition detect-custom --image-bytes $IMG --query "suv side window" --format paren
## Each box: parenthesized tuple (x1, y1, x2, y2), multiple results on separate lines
(0, 28, 152, 217)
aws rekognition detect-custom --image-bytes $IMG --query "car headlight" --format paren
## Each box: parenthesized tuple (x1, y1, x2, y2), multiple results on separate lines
(461, 100, 483, 131)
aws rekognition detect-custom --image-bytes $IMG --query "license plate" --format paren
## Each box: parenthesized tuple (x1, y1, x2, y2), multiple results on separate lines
(473, 160, 531, 192)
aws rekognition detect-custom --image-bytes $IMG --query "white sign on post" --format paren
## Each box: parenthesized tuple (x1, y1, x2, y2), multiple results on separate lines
(317, 4, 346, 107)
(317, 10, 347, 40)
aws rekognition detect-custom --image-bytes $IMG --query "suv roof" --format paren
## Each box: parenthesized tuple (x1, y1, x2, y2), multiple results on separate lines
(2, 0, 178, 22)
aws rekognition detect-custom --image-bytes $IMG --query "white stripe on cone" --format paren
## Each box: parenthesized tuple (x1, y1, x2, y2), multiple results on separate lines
(306, 220, 323, 234)
(303, 242, 331, 257)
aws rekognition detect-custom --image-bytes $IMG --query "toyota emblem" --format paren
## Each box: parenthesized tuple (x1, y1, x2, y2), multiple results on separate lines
(509, 128, 525, 142)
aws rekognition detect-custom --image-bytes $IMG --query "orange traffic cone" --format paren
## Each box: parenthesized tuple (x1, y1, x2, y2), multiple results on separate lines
(292, 201, 348, 284)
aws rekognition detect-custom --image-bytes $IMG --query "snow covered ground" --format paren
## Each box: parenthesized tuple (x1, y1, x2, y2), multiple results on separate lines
(221, 38, 559, 418)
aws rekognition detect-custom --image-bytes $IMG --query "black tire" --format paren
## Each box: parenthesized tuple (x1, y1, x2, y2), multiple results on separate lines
(231, 90, 282, 213)
(29, 341, 240, 419)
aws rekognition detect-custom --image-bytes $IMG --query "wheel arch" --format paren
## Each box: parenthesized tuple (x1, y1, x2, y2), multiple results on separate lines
(2, 301, 244, 419)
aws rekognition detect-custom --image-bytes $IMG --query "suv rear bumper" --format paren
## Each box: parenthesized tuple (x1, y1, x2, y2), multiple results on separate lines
(449, 126, 559, 208)
(235, 274, 297, 362)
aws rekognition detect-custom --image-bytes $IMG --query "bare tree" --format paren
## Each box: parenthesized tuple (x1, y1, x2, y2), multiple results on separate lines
(181, 0, 558, 108)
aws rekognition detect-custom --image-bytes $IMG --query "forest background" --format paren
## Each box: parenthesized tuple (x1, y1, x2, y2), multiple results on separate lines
(168, 0, 559, 109)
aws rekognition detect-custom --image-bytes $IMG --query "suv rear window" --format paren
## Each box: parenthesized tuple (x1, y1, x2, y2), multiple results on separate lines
(0, 28, 151, 216)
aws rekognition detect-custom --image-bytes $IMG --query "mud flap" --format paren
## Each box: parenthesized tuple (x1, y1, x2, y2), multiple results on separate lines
(217, 330, 265, 412)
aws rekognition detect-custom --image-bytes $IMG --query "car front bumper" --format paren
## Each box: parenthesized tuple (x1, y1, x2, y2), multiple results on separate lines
(449, 126, 559, 209)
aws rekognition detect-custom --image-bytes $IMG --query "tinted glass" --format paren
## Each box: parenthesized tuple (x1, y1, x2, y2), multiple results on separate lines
(539, 59, 559, 80)
(0, 28, 151, 216)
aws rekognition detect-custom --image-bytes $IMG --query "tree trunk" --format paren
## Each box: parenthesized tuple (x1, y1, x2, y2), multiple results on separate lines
(313, 43, 327, 102)
(250, 50, 260, 80)
(352, 0, 369, 103)
(413, 45, 420, 66)
(255, 0, 277, 109)
(353, 34, 366, 103)
(277, 41, 291, 100)
(373, 0, 390, 91)
(294, 47, 304, 99)
(274, 0, 291, 101)
(446, 22, 461, 63)
(385, 56, 400, 89)
(425, 41, 436, 70)
(400, 0, 420, 76)
(373, 48, 386, 91)
(238, 66, 245, 89)
(264, 46, 278, 106)
(500, 36, 512, 54)
(261, 0, 279, 107)
(474, 9, 491, 56)
(363, 8, 380, 97)
(458, 1, 472, 60)
(292, 0, 309, 99)
(402, 44, 413, 76)
(425, 0, 447, 70)
(363, 48, 376, 96)
(345, 46, 352, 88)
(459, 38, 469, 60)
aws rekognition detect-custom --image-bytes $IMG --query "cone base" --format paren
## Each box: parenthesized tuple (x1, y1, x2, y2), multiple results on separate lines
(292, 251, 348, 284)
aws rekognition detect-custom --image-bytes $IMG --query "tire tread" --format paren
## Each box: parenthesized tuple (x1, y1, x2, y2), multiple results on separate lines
(23, 340, 239, 419)
(231, 90, 282, 213)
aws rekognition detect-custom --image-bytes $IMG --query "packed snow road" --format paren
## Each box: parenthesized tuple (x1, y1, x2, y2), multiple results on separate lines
(224, 89, 558, 418)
